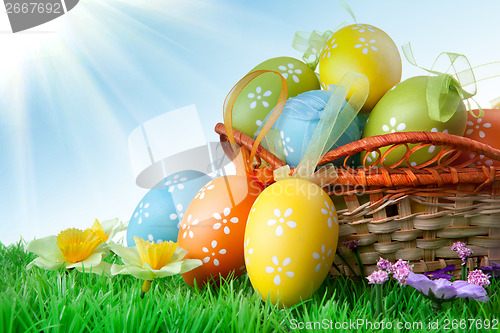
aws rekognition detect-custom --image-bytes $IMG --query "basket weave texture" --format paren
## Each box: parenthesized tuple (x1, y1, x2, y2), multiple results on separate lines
(215, 123, 500, 277)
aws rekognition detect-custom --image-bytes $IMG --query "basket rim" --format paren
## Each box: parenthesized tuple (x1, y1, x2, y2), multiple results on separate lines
(215, 123, 500, 169)
(215, 123, 500, 190)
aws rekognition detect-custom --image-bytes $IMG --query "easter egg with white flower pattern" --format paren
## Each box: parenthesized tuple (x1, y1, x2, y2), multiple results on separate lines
(126, 186, 180, 246)
(245, 178, 339, 307)
(178, 175, 264, 287)
(232, 57, 320, 138)
(454, 109, 500, 167)
(361, 76, 466, 167)
(164, 170, 212, 223)
(318, 23, 401, 112)
(256, 89, 362, 168)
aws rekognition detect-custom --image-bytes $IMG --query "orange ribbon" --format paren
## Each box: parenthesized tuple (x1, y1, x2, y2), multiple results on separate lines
(223, 70, 289, 174)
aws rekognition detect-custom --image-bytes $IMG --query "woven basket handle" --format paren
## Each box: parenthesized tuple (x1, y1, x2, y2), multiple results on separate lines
(215, 123, 500, 169)
(320, 131, 500, 167)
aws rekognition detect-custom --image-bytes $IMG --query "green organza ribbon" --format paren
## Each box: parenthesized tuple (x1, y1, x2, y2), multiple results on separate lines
(273, 72, 369, 182)
(292, 30, 335, 70)
(402, 43, 483, 122)
(261, 129, 286, 164)
(339, 0, 357, 23)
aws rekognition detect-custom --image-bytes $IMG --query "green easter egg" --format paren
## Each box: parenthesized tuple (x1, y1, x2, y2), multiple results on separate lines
(361, 76, 466, 167)
(232, 57, 320, 138)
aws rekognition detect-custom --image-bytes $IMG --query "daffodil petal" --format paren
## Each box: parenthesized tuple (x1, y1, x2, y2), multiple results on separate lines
(170, 246, 188, 262)
(111, 264, 156, 280)
(73, 261, 112, 276)
(26, 236, 65, 262)
(179, 259, 203, 274)
(100, 218, 119, 235)
(149, 261, 183, 277)
(110, 263, 126, 276)
(101, 218, 127, 241)
(26, 256, 65, 271)
(109, 243, 142, 266)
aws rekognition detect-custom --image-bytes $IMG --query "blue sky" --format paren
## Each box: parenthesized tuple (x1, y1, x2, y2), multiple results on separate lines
(1, 0, 499, 244)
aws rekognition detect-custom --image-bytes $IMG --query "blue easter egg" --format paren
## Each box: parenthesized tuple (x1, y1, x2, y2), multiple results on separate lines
(126, 187, 180, 246)
(258, 90, 362, 167)
(164, 170, 212, 221)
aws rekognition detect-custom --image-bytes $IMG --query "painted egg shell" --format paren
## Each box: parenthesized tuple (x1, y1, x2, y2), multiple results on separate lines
(258, 90, 362, 168)
(126, 186, 179, 246)
(454, 109, 500, 167)
(164, 170, 213, 222)
(245, 178, 339, 307)
(318, 23, 401, 112)
(361, 76, 466, 167)
(178, 175, 263, 287)
(232, 57, 320, 138)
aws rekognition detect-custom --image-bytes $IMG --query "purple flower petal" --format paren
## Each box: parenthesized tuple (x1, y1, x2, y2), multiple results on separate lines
(424, 265, 455, 280)
(433, 279, 456, 299)
(453, 281, 489, 302)
(481, 262, 500, 274)
(407, 273, 490, 303)
(406, 273, 436, 296)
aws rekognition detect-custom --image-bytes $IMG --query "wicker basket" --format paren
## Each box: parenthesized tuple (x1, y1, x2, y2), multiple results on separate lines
(215, 123, 500, 277)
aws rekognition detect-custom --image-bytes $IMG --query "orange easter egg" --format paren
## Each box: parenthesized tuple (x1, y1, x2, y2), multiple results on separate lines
(178, 175, 263, 287)
(454, 109, 500, 167)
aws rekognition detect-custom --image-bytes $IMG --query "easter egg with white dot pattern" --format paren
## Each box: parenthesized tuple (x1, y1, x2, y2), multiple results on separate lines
(232, 57, 320, 138)
(361, 76, 466, 167)
(165, 170, 212, 222)
(318, 23, 401, 112)
(245, 178, 339, 307)
(178, 175, 264, 287)
(126, 187, 179, 246)
(453, 109, 500, 167)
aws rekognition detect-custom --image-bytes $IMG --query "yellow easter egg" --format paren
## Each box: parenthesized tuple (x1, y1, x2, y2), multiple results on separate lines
(318, 23, 401, 112)
(244, 178, 339, 307)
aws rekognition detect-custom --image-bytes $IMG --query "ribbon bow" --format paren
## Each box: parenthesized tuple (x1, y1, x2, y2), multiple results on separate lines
(273, 72, 369, 185)
(292, 30, 335, 70)
(402, 43, 483, 122)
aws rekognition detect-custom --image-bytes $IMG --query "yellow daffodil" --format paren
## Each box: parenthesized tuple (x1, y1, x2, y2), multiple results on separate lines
(110, 237, 202, 296)
(26, 220, 116, 275)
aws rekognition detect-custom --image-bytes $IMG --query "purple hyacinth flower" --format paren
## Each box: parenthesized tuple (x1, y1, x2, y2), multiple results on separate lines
(406, 273, 489, 303)
(377, 258, 392, 273)
(392, 259, 413, 286)
(367, 270, 389, 285)
(451, 242, 473, 265)
(468, 270, 491, 287)
(480, 262, 500, 277)
(343, 240, 360, 251)
(424, 265, 456, 280)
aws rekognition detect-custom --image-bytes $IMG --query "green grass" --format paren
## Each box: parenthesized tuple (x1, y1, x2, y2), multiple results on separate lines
(1, 241, 499, 333)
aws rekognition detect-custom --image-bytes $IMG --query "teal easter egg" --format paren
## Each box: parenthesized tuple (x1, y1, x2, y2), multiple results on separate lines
(361, 76, 466, 167)
(258, 90, 362, 168)
(232, 57, 320, 138)
(127, 170, 213, 246)
(126, 186, 179, 246)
